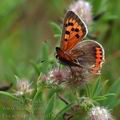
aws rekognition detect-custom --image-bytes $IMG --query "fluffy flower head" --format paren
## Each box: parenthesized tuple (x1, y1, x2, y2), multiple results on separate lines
(15, 79, 33, 96)
(88, 106, 113, 120)
(69, 0, 93, 26)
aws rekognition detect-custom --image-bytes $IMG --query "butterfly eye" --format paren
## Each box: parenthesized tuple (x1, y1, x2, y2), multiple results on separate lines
(56, 47, 61, 51)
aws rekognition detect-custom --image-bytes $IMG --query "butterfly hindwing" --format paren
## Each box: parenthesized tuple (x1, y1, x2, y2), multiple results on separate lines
(60, 11, 88, 52)
(69, 40, 105, 74)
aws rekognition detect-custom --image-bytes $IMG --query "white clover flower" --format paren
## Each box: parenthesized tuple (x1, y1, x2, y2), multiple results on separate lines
(42, 67, 90, 87)
(88, 106, 113, 120)
(15, 79, 33, 96)
(69, 0, 93, 26)
(42, 68, 69, 85)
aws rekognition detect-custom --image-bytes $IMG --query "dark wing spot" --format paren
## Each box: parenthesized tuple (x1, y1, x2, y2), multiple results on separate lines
(100, 56, 102, 59)
(65, 22, 74, 27)
(68, 22, 73, 26)
(71, 28, 74, 31)
(64, 39, 68, 41)
(75, 28, 79, 32)
(93, 47, 97, 55)
(65, 31, 70, 35)
(75, 34, 80, 38)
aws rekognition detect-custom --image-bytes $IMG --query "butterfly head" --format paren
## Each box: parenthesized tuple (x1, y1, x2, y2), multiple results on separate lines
(56, 47, 61, 51)
(55, 47, 61, 59)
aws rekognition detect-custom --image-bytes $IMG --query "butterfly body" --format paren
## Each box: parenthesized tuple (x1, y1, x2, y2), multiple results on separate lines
(56, 11, 105, 75)
(56, 47, 82, 67)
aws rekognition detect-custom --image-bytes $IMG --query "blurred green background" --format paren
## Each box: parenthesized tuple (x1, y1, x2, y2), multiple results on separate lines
(0, 0, 120, 119)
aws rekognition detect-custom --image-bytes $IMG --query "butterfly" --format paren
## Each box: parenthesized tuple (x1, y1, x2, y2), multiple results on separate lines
(56, 11, 105, 75)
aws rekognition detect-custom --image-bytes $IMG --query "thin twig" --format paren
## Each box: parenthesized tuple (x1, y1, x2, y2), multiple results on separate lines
(58, 94, 70, 105)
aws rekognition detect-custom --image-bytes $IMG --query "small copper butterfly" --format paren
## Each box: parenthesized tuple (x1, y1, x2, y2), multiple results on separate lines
(56, 11, 105, 75)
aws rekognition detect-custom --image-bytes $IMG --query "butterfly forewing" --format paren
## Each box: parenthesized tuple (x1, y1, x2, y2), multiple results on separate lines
(60, 11, 88, 52)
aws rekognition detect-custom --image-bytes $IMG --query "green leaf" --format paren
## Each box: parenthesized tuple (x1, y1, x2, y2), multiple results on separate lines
(30, 60, 40, 76)
(32, 89, 43, 115)
(108, 78, 120, 94)
(92, 77, 102, 97)
(54, 104, 72, 120)
(14, 75, 20, 80)
(32, 89, 42, 105)
(0, 91, 19, 101)
(39, 42, 50, 73)
(44, 94, 56, 120)
(91, 0, 102, 13)
(50, 22, 61, 33)
(102, 78, 120, 108)
(85, 84, 91, 97)
(54, 34, 61, 39)
(50, 22, 61, 40)
(93, 93, 115, 102)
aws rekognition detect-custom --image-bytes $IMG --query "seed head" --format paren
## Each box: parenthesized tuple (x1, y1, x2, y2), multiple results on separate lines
(15, 79, 33, 96)
(42, 67, 92, 87)
(42, 68, 69, 85)
(88, 106, 113, 120)
(69, 0, 93, 26)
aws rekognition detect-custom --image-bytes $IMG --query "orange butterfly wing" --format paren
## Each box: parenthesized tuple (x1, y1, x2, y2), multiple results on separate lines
(60, 11, 88, 52)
